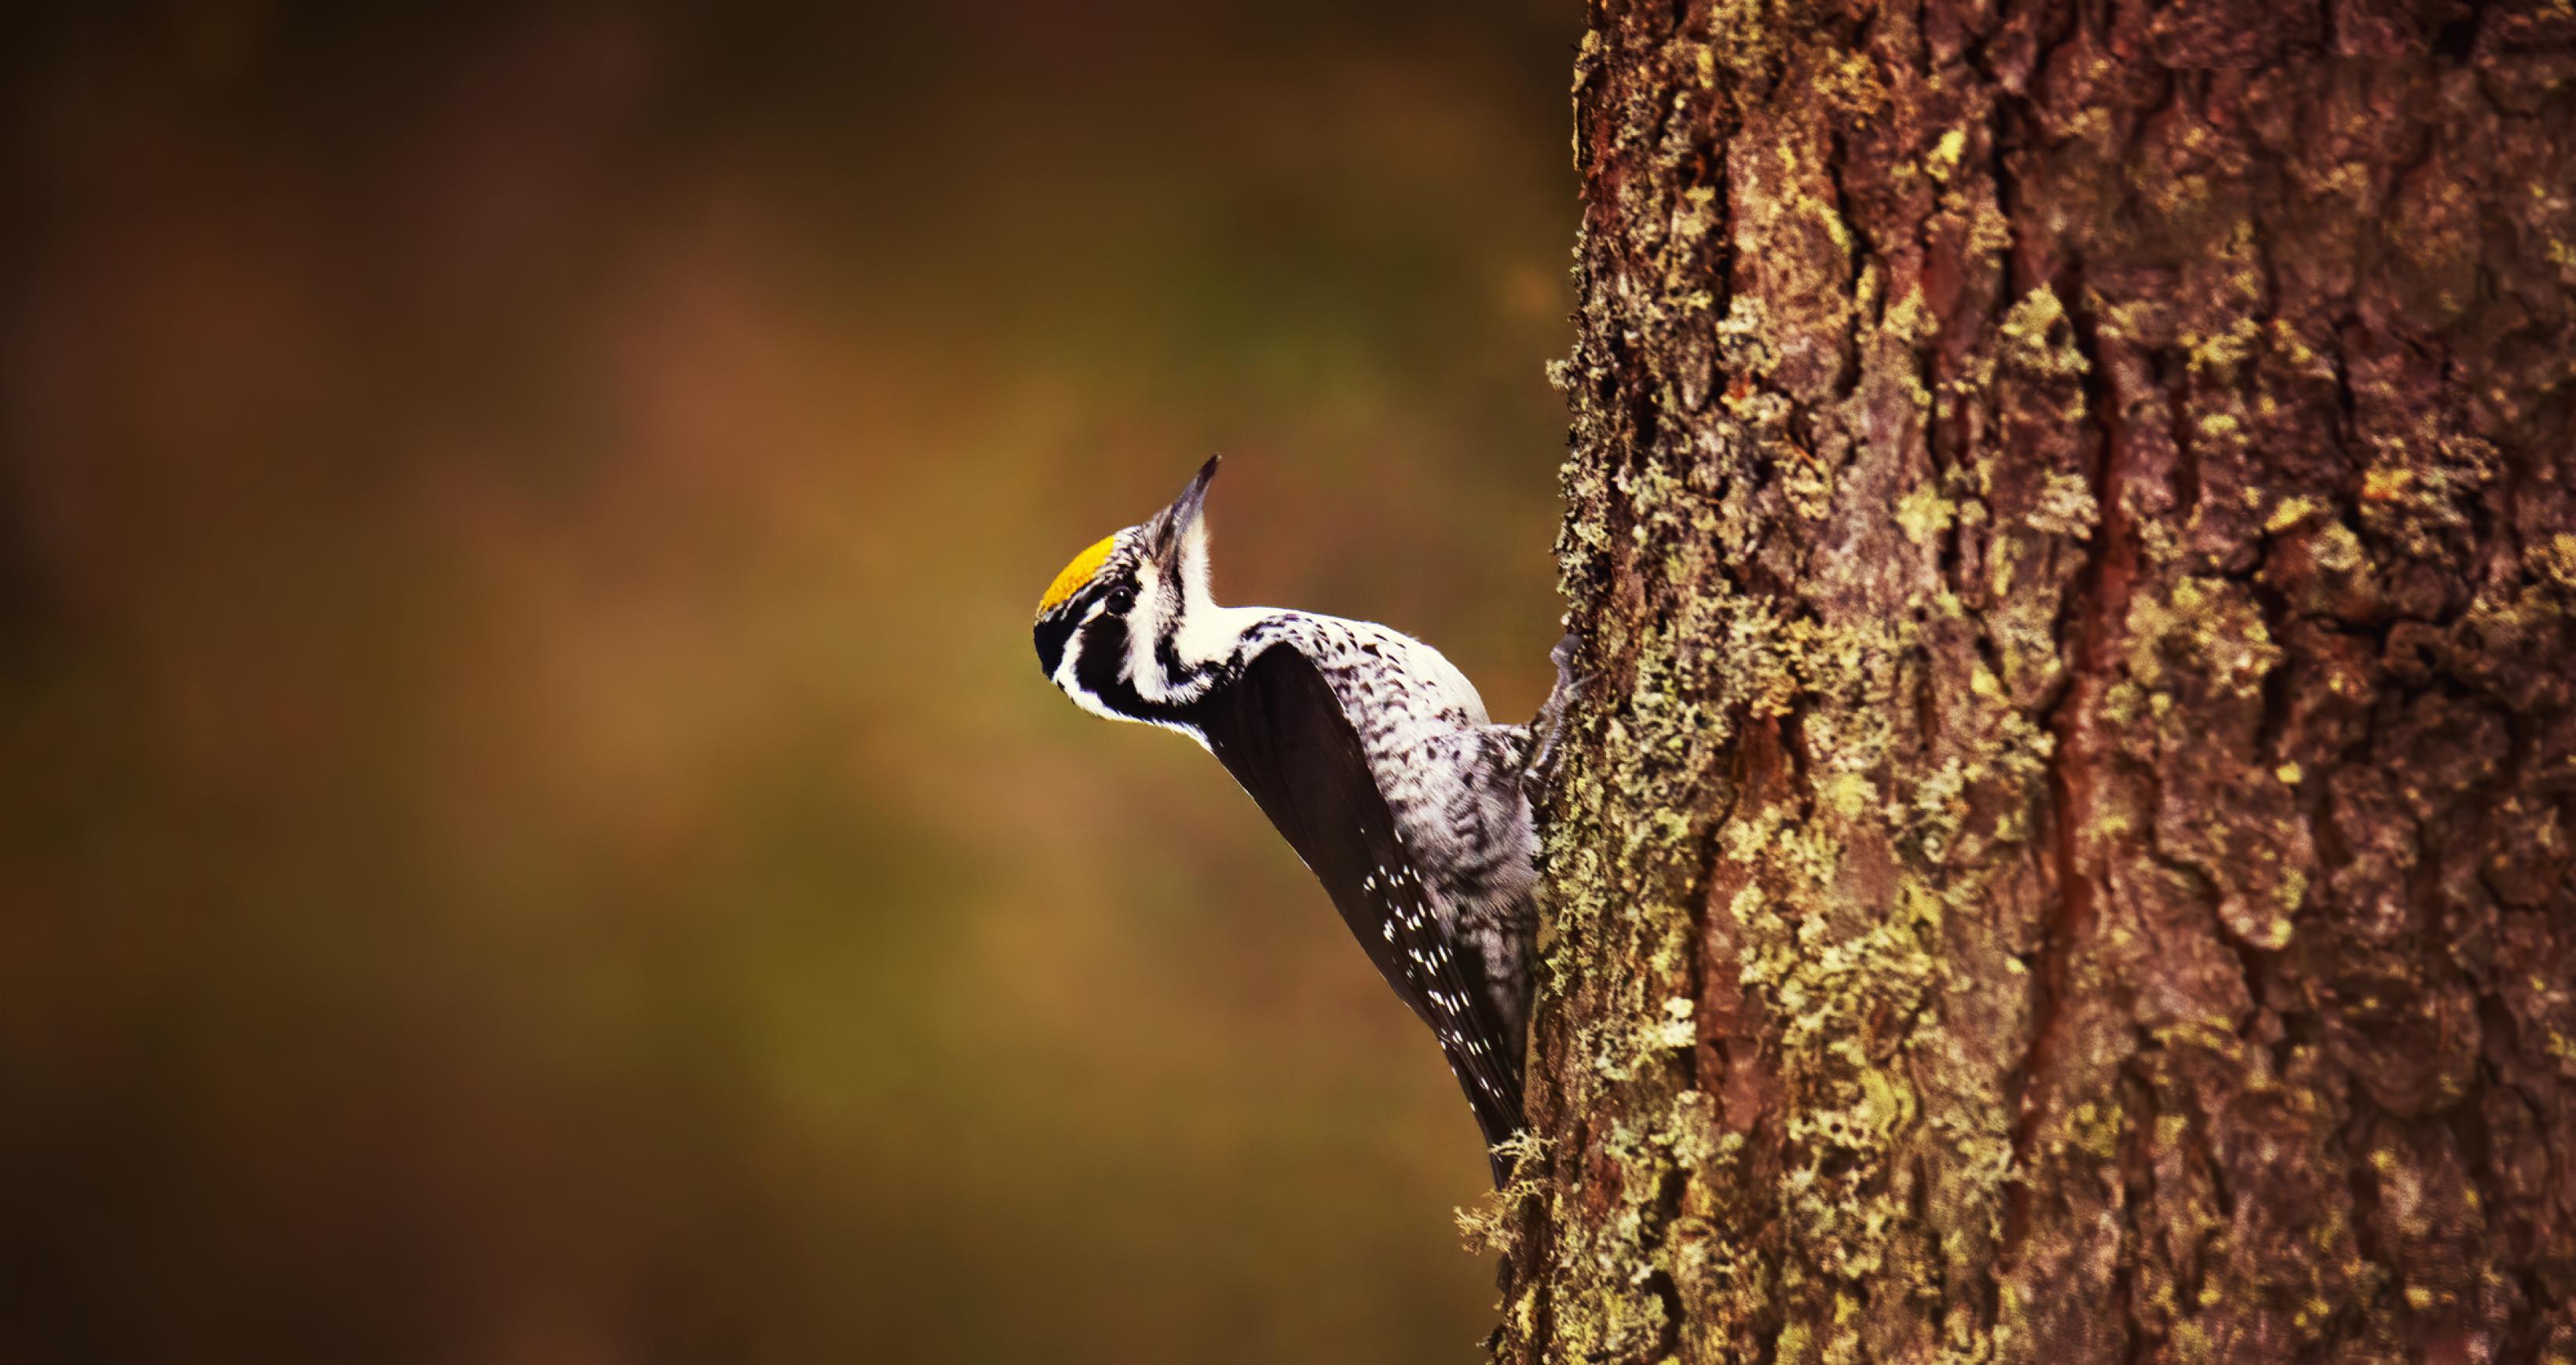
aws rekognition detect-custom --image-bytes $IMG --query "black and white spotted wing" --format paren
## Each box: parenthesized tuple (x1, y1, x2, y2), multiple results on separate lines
(1185, 645, 1526, 1185)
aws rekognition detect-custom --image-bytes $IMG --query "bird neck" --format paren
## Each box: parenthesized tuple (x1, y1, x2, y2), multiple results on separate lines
(1175, 604, 1279, 670)
(1132, 603, 1280, 705)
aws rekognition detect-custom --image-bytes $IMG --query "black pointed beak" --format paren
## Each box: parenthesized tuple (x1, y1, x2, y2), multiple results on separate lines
(1148, 455, 1220, 555)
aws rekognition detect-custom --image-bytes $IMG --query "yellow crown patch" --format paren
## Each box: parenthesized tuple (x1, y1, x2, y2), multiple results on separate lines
(1037, 534, 1118, 618)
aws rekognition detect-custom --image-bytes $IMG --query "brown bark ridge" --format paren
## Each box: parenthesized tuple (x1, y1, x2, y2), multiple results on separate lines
(1490, 0, 2576, 1361)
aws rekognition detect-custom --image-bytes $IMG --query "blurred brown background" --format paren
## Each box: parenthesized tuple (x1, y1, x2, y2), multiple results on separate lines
(0, 3, 1576, 1362)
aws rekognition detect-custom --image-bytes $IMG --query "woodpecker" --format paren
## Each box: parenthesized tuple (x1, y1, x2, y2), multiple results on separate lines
(1033, 456, 1573, 1186)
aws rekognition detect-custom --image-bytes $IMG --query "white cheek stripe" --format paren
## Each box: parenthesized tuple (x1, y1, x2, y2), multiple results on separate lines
(1125, 578, 1177, 701)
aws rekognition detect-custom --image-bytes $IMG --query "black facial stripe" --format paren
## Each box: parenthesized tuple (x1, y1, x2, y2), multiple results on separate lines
(1067, 609, 1233, 726)
(1072, 613, 1132, 705)
(1033, 611, 1079, 677)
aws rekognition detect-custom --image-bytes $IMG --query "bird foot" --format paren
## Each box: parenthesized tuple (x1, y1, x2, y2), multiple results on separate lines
(1520, 630, 1585, 791)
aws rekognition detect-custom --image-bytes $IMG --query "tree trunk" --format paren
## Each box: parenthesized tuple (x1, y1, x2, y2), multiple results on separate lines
(1495, 2, 2576, 1361)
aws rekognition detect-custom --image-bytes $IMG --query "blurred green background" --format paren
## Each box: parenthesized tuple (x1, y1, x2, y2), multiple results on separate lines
(1, 4, 1575, 1362)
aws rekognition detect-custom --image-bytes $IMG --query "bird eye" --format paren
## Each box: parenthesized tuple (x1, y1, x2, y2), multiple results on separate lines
(1104, 585, 1136, 616)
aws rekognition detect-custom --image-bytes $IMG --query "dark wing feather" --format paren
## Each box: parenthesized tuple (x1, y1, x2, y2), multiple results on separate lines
(1188, 645, 1526, 1184)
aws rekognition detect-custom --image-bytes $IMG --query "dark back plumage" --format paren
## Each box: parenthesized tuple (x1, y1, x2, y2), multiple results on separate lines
(1182, 646, 1526, 1184)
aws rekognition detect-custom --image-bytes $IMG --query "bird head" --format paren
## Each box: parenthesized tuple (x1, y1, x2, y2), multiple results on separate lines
(1033, 456, 1222, 721)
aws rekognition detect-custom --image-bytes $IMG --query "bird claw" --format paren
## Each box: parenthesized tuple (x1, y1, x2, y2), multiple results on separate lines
(1521, 630, 1586, 790)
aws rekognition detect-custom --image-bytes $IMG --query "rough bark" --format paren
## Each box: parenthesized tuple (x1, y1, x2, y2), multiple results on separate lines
(1494, 1, 2576, 1361)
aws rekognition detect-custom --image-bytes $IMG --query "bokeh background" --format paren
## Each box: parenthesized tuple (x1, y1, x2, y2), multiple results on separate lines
(1, 4, 1576, 1363)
